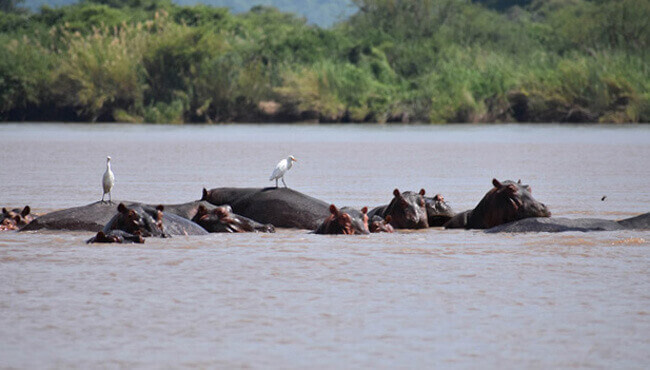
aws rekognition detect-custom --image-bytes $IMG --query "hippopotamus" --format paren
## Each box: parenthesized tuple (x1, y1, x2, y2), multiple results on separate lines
(486, 212, 650, 233)
(369, 215, 394, 233)
(445, 178, 551, 229)
(159, 200, 218, 220)
(425, 194, 455, 226)
(368, 189, 429, 229)
(87, 230, 145, 244)
(193, 204, 275, 233)
(103, 203, 167, 237)
(1, 206, 34, 231)
(315, 205, 369, 235)
(201, 187, 331, 229)
(21, 201, 208, 235)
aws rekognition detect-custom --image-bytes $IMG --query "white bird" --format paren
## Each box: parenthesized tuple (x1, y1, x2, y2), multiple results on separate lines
(101, 156, 115, 203)
(269, 155, 297, 188)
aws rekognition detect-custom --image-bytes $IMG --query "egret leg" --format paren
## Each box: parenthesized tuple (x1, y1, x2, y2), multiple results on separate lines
(108, 191, 112, 204)
(282, 177, 287, 188)
(101, 193, 105, 203)
(275, 178, 279, 188)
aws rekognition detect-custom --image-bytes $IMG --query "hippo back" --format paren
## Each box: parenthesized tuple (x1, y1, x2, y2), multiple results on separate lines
(21, 201, 141, 232)
(485, 217, 624, 233)
(203, 187, 330, 229)
(161, 213, 209, 236)
(161, 201, 219, 220)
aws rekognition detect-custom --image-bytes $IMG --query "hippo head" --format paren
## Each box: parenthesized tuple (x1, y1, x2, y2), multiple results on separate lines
(1, 206, 34, 230)
(425, 194, 455, 226)
(88, 230, 145, 244)
(109, 203, 165, 237)
(385, 189, 429, 229)
(339, 206, 370, 235)
(325, 205, 354, 235)
(469, 178, 551, 229)
(369, 215, 395, 233)
(195, 204, 244, 233)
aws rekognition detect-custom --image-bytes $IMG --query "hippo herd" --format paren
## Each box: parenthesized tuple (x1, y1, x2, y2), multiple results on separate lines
(2, 178, 649, 243)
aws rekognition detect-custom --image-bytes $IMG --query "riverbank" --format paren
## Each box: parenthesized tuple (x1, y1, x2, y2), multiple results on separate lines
(1, 1, 648, 124)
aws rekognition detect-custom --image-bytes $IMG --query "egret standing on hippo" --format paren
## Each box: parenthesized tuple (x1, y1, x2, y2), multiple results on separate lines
(270, 155, 297, 188)
(101, 156, 115, 204)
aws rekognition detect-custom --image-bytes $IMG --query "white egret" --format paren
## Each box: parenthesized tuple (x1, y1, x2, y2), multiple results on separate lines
(269, 155, 297, 188)
(102, 156, 115, 203)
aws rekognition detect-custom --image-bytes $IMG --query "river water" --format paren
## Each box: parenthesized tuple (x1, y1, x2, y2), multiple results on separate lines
(1, 123, 649, 368)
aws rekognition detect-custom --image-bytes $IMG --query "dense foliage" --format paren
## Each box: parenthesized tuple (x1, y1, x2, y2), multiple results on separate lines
(1, 0, 648, 123)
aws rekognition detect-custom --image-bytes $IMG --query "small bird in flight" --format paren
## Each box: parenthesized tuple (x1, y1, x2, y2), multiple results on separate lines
(269, 155, 297, 188)
(102, 156, 115, 203)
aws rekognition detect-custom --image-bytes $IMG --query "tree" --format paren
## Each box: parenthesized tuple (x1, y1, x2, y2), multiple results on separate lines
(0, 0, 25, 12)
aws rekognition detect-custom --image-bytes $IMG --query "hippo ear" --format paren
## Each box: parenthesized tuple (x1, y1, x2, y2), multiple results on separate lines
(434, 194, 444, 202)
(361, 206, 368, 214)
(21, 206, 30, 216)
(525, 185, 532, 193)
(517, 179, 522, 184)
(156, 205, 164, 212)
(329, 204, 338, 215)
(419, 188, 426, 196)
(117, 203, 127, 213)
(202, 188, 208, 200)
(385, 215, 392, 223)
(393, 189, 401, 197)
(492, 178, 502, 188)
(1, 208, 7, 215)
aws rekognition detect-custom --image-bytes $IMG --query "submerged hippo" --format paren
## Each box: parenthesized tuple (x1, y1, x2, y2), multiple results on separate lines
(87, 230, 145, 244)
(425, 194, 455, 226)
(22, 201, 208, 235)
(369, 215, 394, 233)
(368, 189, 429, 229)
(194, 204, 275, 233)
(445, 179, 551, 229)
(486, 212, 650, 233)
(315, 205, 369, 235)
(1, 206, 34, 231)
(202, 187, 331, 229)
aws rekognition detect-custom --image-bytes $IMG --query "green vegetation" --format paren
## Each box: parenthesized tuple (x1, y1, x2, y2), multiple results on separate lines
(1, 0, 648, 123)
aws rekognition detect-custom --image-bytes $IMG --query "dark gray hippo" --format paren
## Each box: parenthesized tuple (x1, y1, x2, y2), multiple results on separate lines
(87, 230, 145, 244)
(315, 205, 369, 235)
(368, 189, 429, 229)
(445, 179, 551, 229)
(1, 206, 34, 231)
(202, 187, 331, 229)
(425, 194, 455, 226)
(369, 215, 394, 233)
(102, 203, 208, 237)
(194, 204, 275, 233)
(486, 212, 650, 233)
(22, 201, 208, 235)
(160, 200, 220, 220)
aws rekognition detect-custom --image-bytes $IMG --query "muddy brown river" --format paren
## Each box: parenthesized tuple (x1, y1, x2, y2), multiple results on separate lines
(1, 123, 649, 368)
